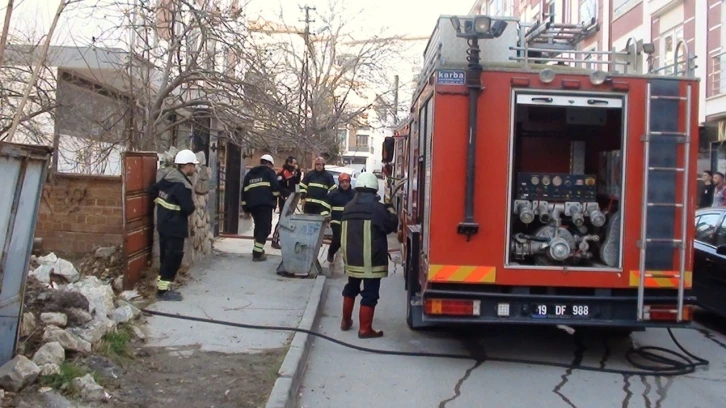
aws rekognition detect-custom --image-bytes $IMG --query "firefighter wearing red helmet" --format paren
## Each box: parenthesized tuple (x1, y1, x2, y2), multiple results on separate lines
(300, 156, 335, 215)
(339, 172, 398, 338)
(325, 172, 355, 267)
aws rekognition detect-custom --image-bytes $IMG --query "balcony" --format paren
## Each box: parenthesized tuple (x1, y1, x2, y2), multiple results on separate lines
(706, 52, 726, 120)
(710, 52, 726, 98)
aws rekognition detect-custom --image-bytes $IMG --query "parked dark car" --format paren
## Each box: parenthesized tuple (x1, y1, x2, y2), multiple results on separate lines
(694, 207, 726, 317)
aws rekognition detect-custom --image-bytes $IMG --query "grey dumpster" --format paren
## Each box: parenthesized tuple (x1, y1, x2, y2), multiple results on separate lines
(276, 192, 329, 278)
(0, 142, 52, 366)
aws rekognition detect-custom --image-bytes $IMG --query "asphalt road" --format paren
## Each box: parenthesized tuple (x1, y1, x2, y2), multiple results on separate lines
(298, 261, 726, 408)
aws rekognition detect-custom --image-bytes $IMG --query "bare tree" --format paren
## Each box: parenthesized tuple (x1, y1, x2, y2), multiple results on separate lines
(241, 2, 406, 163)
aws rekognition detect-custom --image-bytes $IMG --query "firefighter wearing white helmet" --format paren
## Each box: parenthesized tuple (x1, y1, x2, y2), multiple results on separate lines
(148, 149, 198, 301)
(339, 171, 398, 338)
(242, 154, 280, 261)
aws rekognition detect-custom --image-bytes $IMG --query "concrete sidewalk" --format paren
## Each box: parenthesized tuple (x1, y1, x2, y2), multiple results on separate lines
(142, 236, 327, 406)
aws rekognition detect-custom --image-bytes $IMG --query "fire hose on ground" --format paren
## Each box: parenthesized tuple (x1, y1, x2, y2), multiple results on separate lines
(141, 309, 709, 377)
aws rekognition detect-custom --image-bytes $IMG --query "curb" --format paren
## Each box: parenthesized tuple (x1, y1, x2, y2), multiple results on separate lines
(265, 275, 327, 408)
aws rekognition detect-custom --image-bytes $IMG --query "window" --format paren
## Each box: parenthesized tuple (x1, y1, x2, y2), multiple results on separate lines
(614, 0, 638, 18)
(488, 0, 502, 16)
(660, 25, 684, 75)
(579, 0, 597, 24)
(695, 213, 721, 243)
(356, 134, 370, 149)
(715, 217, 726, 247)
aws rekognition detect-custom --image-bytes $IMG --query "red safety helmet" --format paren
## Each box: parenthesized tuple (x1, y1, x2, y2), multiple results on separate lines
(338, 173, 351, 183)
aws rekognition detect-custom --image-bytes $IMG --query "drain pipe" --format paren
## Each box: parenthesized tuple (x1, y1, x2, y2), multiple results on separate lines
(457, 37, 483, 242)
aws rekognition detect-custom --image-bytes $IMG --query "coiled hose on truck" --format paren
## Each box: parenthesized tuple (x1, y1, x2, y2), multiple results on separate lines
(142, 309, 710, 377)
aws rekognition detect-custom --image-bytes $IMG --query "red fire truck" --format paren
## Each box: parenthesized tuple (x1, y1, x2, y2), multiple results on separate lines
(382, 14, 699, 332)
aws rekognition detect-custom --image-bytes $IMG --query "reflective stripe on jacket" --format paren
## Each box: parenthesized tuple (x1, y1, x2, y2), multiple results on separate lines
(326, 187, 355, 225)
(242, 165, 280, 209)
(148, 169, 196, 238)
(341, 191, 398, 279)
(300, 170, 336, 203)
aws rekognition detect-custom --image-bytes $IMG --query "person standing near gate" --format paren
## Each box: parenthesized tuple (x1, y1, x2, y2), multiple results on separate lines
(339, 172, 398, 338)
(325, 172, 355, 266)
(149, 149, 198, 301)
(242, 154, 280, 261)
(300, 157, 335, 215)
(271, 156, 301, 249)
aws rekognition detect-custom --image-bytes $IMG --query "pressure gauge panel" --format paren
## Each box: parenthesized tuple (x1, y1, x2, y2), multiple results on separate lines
(516, 173, 597, 200)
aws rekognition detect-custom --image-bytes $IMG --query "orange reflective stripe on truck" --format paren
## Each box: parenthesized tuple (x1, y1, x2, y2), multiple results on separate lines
(428, 265, 496, 283)
(628, 270, 692, 289)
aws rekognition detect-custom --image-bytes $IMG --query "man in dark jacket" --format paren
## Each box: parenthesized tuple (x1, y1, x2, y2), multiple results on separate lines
(242, 154, 280, 261)
(326, 172, 355, 265)
(148, 149, 198, 301)
(271, 156, 301, 249)
(300, 156, 335, 215)
(339, 172, 398, 339)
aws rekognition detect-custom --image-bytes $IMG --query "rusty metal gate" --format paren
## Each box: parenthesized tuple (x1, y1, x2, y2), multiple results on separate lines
(122, 152, 157, 290)
(0, 142, 52, 366)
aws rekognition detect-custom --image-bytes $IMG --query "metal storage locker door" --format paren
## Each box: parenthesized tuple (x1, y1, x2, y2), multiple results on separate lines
(0, 143, 52, 366)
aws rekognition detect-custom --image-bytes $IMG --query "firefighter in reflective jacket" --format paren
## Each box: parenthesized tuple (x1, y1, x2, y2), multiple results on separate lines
(300, 157, 335, 215)
(148, 149, 198, 302)
(325, 172, 355, 264)
(242, 154, 280, 261)
(340, 172, 398, 338)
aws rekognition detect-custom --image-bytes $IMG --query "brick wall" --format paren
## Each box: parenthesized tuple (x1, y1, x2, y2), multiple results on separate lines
(36, 173, 124, 255)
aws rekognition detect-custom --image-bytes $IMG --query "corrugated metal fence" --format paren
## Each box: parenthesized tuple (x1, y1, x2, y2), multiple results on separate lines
(0, 142, 52, 366)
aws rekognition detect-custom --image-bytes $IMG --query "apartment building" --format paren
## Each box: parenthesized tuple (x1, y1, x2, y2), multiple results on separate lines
(469, 0, 726, 173)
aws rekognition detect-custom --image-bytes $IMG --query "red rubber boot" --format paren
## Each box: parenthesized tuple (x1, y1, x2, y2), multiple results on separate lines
(341, 296, 355, 331)
(358, 305, 383, 339)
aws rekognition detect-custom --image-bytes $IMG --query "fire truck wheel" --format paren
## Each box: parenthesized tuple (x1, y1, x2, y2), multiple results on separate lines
(405, 285, 417, 330)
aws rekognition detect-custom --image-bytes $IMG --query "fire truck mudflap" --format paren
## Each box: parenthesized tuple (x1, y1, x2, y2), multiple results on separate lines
(398, 15, 699, 331)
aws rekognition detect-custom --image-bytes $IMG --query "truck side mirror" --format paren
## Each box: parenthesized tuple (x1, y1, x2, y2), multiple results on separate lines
(717, 245, 726, 256)
(382, 137, 394, 163)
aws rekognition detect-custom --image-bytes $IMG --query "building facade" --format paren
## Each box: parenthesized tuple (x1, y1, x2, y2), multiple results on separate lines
(468, 0, 726, 174)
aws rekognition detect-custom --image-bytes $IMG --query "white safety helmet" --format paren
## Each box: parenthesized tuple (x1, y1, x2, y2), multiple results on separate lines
(261, 154, 275, 166)
(174, 149, 199, 165)
(355, 172, 379, 191)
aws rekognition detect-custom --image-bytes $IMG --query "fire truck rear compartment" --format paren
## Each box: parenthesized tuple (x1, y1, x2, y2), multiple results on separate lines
(507, 94, 624, 270)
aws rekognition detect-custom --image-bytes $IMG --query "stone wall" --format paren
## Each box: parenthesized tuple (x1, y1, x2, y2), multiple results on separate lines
(152, 148, 214, 268)
(35, 174, 124, 255)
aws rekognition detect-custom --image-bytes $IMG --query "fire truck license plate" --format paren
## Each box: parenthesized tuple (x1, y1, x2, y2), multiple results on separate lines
(531, 304, 590, 319)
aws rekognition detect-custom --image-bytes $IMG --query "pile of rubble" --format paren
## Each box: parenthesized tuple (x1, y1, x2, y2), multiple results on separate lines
(0, 250, 145, 403)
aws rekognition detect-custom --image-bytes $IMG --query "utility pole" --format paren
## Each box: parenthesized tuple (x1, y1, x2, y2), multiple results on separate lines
(393, 75, 399, 125)
(299, 5, 315, 150)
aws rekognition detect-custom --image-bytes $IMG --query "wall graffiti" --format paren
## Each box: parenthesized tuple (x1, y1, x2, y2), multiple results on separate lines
(41, 183, 89, 215)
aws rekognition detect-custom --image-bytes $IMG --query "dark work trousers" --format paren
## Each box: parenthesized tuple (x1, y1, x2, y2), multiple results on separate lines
(342, 277, 382, 307)
(249, 206, 273, 258)
(158, 235, 185, 291)
(303, 202, 327, 215)
(328, 223, 342, 257)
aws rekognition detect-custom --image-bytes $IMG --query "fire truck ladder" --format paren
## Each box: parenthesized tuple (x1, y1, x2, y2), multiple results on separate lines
(636, 80, 692, 322)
